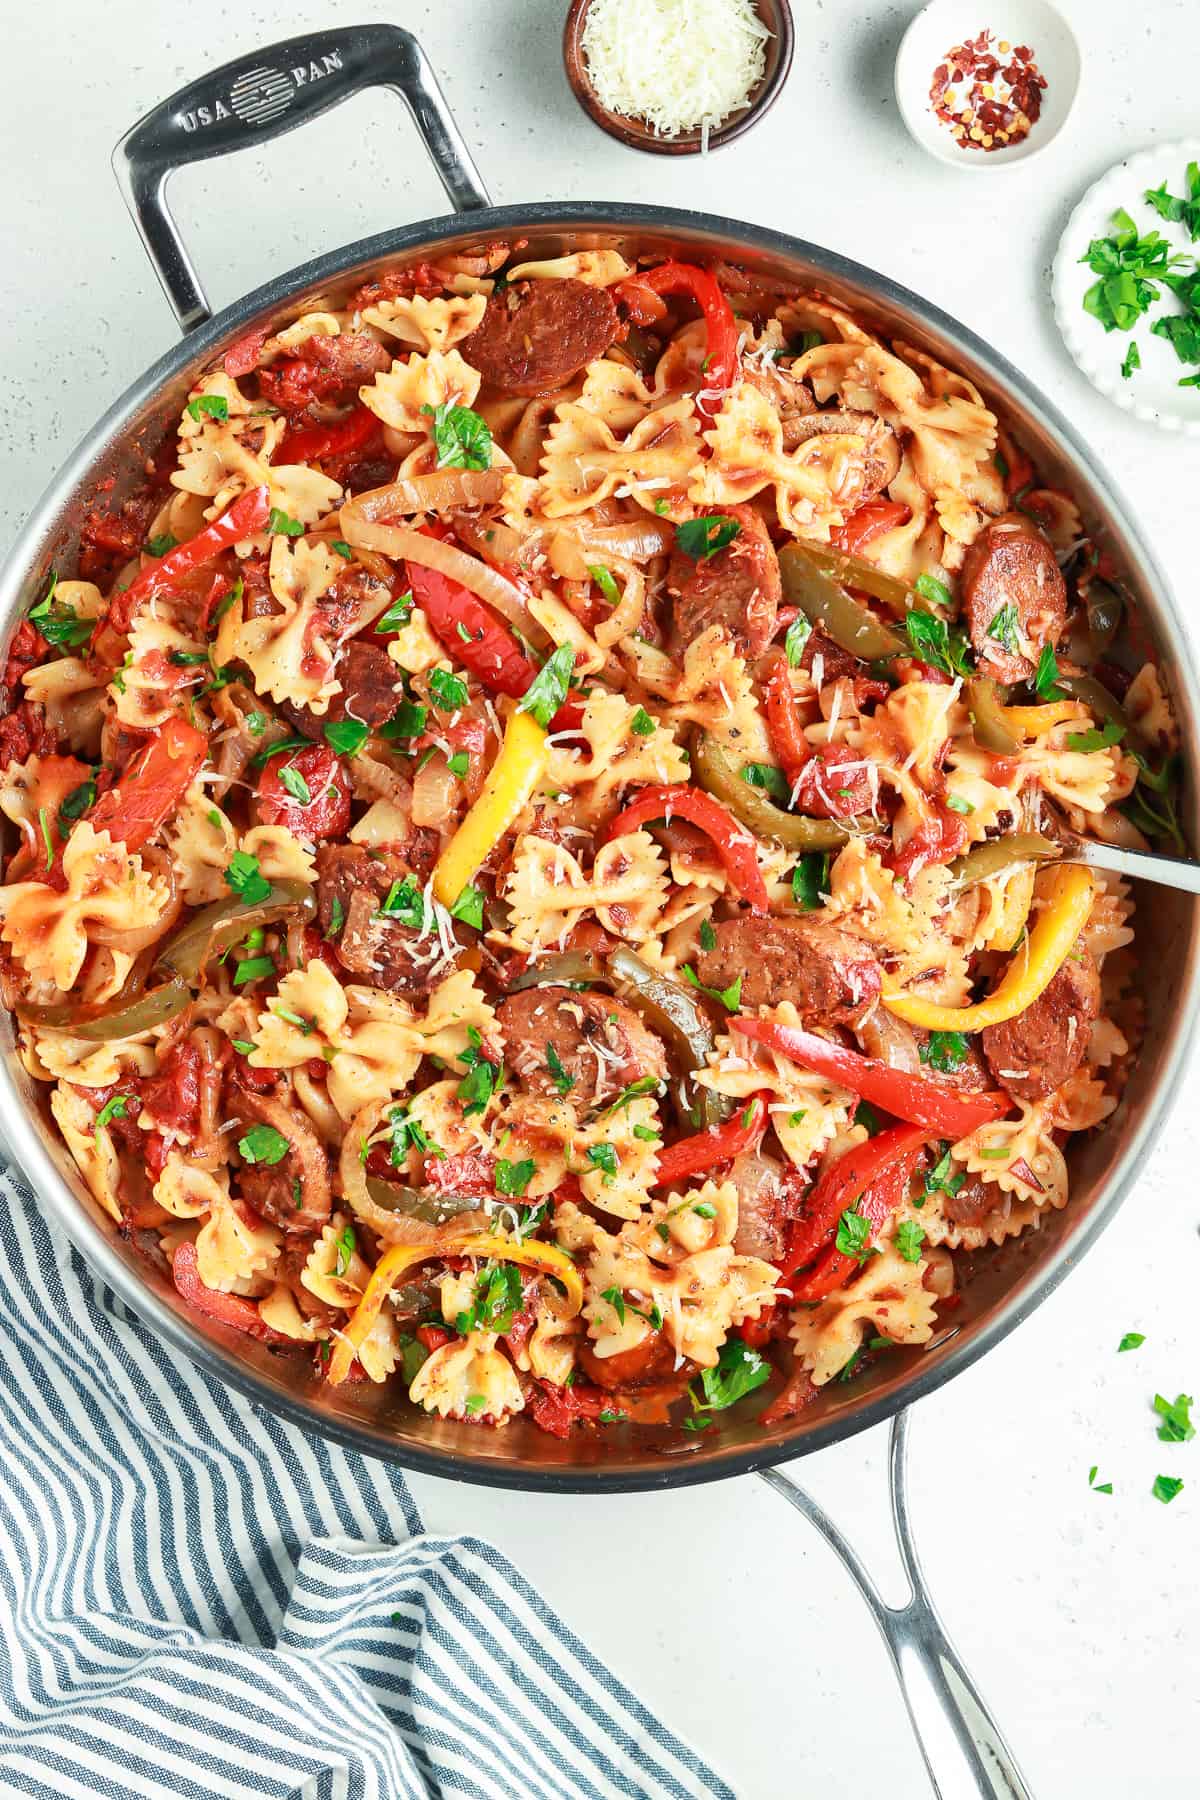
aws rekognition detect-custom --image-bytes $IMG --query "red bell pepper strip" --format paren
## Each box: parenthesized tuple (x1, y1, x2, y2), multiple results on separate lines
(86, 714, 209, 852)
(603, 784, 770, 912)
(651, 1091, 770, 1189)
(780, 1122, 928, 1283)
(172, 1242, 288, 1343)
(886, 798, 969, 884)
(793, 1136, 927, 1302)
(761, 656, 809, 785)
(641, 262, 739, 417)
(277, 403, 379, 466)
(111, 485, 271, 628)
(735, 1016, 1008, 1139)
(614, 276, 670, 328)
(831, 498, 911, 555)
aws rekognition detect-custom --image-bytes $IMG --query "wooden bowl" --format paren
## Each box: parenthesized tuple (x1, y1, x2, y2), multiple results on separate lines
(562, 0, 795, 156)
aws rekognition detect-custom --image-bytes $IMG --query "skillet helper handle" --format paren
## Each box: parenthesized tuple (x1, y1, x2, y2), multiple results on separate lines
(760, 1410, 1034, 1800)
(112, 24, 490, 334)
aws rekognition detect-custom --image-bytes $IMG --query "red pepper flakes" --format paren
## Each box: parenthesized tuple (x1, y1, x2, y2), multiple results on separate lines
(929, 30, 1047, 153)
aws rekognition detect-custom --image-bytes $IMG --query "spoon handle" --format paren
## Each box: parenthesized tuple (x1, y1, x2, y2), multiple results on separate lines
(1063, 836, 1200, 895)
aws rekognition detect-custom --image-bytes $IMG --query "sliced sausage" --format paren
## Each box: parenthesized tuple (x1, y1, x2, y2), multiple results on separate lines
(496, 986, 667, 1108)
(960, 512, 1067, 683)
(694, 916, 880, 1026)
(729, 1150, 804, 1262)
(666, 503, 780, 659)
(578, 1332, 679, 1391)
(280, 640, 402, 739)
(305, 332, 393, 381)
(316, 842, 450, 997)
(942, 1173, 1003, 1228)
(232, 1084, 331, 1236)
(458, 279, 618, 396)
(981, 947, 1100, 1101)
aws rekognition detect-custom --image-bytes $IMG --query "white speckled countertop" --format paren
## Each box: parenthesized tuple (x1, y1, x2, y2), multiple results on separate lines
(1, 3, 1197, 1794)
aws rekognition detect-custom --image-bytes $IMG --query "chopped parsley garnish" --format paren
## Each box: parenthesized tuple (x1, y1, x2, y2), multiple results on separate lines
(29, 575, 94, 649)
(1080, 208, 1183, 332)
(325, 896, 345, 940)
(378, 878, 427, 930)
(986, 602, 1021, 655)
(630, 707, 656, 736)
(945, 794, 974, 814)
(94, 1095, 130, 1136)
(587, 564, 620, 606)
(145, 533, 177, 557)
(421, 400, 493, 471)
(682, 964, 742, 1012)
(232, 954, 275, 987)
(231, 1040, 256, 1056)
(224, 849, 272, 906)
(187, 393, 229, 423)
(600, 1075, 662, 1117)
(375, 592, 414, 634)
(739, 762, 791, 805)
(250, 735, 309, 767)
(784, 614, 812, 668)
(495, 1157, 535, 1198)
(1118, 1332, 1146, 1353)
(1033, 643, 1064, 700)
(1066, 720, 1125, 754)
(792, 851, 830, 912)
(169, 649, 210, 667)
(464, 1395, 487, 1415)
(331, 540, 353, 560)
(447, 751, 470, 779)
(597, 1409, 627, 1426)
(894, 1220, 926, 1263)
(699, 919, 716, 952)
(381, 698, 427, 740)
(692, 1338, 770, 1412)
(545, 1043, 575, 1096)
(517, 645, 576, 730)
(920, 1145, 964, 1207)
(428, 667, 469, 712)
(59, 779, 96, 824)
(333, 1225, 356, 1277)
(37, 807, 54, 870)
(913, 572, 954, 610)
(835, 1205, 878, 1265)
(278, 763, 312, 804)
(457, 1261, 523, 1335)
(919, 1030, 968, 1074)
(450, 884, 484, 929)
(245, 711, 268, 737)
(600, 1286, 627, 1324)
(238, 1123, 290, 1165)
(324, 719, 368, 757)
(1152, 1474, 1184, 1504)
(457, 1027, 501, 1117)
(586, 1143, 620, 1184)
(1153, 1392, 1195, 1444)
(386, 1106, 428, 1165)
(904, 609, 972, 677)
(267, 507, 304, 537)
(675, 515, 742, 560)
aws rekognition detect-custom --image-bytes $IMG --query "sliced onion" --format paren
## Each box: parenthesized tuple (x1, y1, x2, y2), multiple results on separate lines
(90, 849, 182, 953)
(338, 503, 544, 644)
(412, 753, 459, 829)
(857, 1007, 922, 1073)
(349, 469, 504, 519)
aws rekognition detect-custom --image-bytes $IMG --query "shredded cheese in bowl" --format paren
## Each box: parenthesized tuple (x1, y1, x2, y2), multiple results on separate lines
(580, 0, 770, 142)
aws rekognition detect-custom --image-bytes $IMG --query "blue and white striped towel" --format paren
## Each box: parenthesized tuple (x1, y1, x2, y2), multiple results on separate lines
(0, 1159, 731, 1800)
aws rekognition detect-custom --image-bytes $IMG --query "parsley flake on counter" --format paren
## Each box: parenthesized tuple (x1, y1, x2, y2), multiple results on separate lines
(1153, 1392, 1195, 1444)
(1152, 1474, 1184, 1504)
(1117, 1332, 1146, 1353)
(1120, 341, 1141, 380)
(1087, 1466, 1114, 1495)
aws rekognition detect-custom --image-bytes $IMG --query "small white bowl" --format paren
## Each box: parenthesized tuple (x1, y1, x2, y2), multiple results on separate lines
(1052, 139, 1200, 436)
(894, 0, 1080, 170)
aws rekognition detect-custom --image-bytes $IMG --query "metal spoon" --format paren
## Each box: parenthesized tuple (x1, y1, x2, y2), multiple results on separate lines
(1061, 834, 1200, 896)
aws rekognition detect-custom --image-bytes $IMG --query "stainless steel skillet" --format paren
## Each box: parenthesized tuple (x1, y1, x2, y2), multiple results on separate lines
(3, 24, 1197, 1797)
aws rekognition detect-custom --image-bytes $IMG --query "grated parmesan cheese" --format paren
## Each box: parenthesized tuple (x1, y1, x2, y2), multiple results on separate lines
(580, 0, 770, 142)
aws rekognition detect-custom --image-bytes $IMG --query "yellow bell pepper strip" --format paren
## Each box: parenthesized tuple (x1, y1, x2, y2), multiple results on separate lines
(1001, 699, 1088, 738)
(431, 707, 548, 908)
(327, 1230, 583, 1385)
(881, 864, 1098, 1033)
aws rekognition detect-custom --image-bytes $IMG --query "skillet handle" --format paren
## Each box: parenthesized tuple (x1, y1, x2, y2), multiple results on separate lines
(760, 1410, 1035, 1800)
(112, 24, 491, 334)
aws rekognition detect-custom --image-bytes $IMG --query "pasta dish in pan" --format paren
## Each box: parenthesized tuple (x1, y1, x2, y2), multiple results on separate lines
(0, 244, 1175, 1434)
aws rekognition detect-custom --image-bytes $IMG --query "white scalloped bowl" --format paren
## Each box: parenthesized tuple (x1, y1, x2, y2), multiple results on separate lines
(894, 0, 1079, 169)
(1052, 139, 1200, 436)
